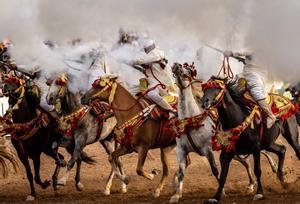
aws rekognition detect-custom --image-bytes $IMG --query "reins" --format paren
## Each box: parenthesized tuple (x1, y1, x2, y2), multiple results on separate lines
(217, 56, 234, 79)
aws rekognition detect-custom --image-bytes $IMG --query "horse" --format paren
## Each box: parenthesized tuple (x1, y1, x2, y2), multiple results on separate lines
(0, 136, 18, 178)
(46, 74, 127, 195)
(168, 62, 219, 203)
(170, 63, 279, 202)
(286, 85, 300, 126)
(81, 75, 178, 198)
(202, 77, 300, 203)
(2, 74, 66, 201)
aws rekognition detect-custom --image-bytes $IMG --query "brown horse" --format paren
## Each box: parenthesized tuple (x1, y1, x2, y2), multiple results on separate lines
(81, 76, 176, 197)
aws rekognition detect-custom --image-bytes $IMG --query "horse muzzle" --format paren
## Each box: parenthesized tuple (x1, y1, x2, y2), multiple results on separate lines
(202, 98, 211, 110)
(81, 95, 90, 105)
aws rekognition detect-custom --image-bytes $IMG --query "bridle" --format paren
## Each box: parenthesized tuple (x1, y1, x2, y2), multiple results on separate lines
(89, 77, 140, 111)
(173, 62, 201, 90)
(3, 75, 26, 113)
(47, 75, 68, 114)
(201, 79, 226, 107)
(90, 77, 118, 105)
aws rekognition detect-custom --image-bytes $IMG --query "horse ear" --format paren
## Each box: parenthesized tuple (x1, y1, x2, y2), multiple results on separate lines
(46, 78, 53, 86)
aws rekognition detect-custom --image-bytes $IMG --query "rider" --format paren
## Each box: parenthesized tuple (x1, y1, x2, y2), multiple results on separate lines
(131, 39, 177, 113)
(224, 49, 276, 128)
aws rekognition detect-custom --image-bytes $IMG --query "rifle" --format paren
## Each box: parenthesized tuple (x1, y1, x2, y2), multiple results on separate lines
(205, 44, 246, 64)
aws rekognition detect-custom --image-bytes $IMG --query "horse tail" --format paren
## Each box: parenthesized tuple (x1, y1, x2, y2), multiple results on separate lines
(0, 137, 19, 178)
(80, 151, 96, 165)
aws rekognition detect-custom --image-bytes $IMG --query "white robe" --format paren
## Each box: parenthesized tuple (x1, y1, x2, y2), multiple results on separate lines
(132, 48, 175, 96)
(234, 51, 267, 101)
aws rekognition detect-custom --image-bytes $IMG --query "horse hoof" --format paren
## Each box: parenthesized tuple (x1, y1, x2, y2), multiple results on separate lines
(123, 176, 130, 185)
(121, 187, 127, 194)
(204, 198, 219, 204)
(57, 179, 66, 186)
(76, 182, 84, 191)
(53, 185, 59, 191)
(103, 189, 111, 196)
(148, 174, 155, 180)
(26, 195, 35, 201)
(281, 181, 289, 189)
(246, 184, 255, 194)
(42, 180, 51, 189)
(152, 169, 160, 175)
(253, 194, 264, 201)
(169, 194, 180, 203)
(153, 189, 161, 198)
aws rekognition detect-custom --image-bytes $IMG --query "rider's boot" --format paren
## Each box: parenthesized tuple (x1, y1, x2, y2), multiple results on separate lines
(156, 98, 177, 119)
(258, 99, 276, 128)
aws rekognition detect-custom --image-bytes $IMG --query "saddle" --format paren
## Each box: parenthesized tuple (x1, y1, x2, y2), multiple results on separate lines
(242, 91, 298, 121)
(138, 95, 178, 120)
(234, 78, 298, 121)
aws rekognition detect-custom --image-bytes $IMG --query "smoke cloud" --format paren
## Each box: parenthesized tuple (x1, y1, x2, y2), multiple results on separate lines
(0, 0, 299, 87)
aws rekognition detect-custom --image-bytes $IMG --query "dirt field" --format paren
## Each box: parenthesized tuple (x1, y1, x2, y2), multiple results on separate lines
(0, 137, 300, 204)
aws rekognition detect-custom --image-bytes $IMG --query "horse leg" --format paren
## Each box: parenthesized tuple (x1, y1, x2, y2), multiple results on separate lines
(261, 150, 277, 173)
(206, 149, 219, 182)
(265, 143, 287, 188)
(57, 146, 74, 186)
(33, 155, 51, 189)
(75, 159, 84, 191)
(100, 139, 127, 195)
(17, 152, 36, 201)
(154, 147, 172, 198)
(233, 156, 256, 193)
(169, 145, 188, 203)
(253, 150, 264, 201)
(282, 118, 300, 160)
(52, 164, 61, 191)
(110, 145, 131, 184)
(57, 168, 71, 186)
(136, 145, 155, 180)
(43, 148, 64, 190)
(206, 151, 234, 203)
(51, 141, 67, 167)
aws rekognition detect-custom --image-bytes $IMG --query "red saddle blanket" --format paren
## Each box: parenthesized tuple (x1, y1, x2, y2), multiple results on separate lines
(242, 91, 298, 121)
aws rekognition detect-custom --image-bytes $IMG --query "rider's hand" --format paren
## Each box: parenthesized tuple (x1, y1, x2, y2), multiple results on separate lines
(223, 50, 233, 57)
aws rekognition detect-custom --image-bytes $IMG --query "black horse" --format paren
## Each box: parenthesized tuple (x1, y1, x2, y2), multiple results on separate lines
(286, 85, 300, 125)
(202, 77, 300, 203)
(2, 75, 66, 201)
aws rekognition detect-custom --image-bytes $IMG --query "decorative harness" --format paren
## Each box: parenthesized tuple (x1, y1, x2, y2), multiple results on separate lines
(201, 79, 261, 153)
(3, 75, 26, 114)
(53, 76, 112, 142)
(0, 75, 50, 154)
(90, 77, 154, 146)
(89, 76, 217, 149)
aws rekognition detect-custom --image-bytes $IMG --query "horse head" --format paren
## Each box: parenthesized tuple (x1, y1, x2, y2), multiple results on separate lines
(2, 74, 25, 97)
(81, 75, 118, 105)
(171, 62, 197, 90)
(46, 74, 68, 106)
(201, 77, 227, 109)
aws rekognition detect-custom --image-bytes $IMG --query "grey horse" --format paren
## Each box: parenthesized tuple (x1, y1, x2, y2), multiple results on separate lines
(46, 74, 127, 195)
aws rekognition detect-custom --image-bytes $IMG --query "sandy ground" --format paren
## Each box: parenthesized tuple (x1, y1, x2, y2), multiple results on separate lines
(0, 137, 300, 204)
